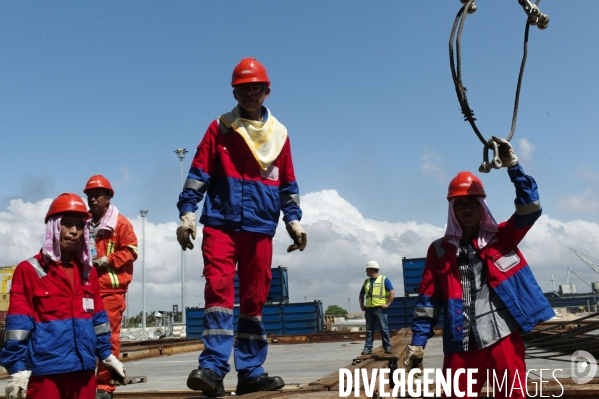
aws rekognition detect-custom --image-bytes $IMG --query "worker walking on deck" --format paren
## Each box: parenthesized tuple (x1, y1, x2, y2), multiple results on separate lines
(405, 137, 554, 398)
(83, 175, 138, 399)
(359, 261, 395, 355)
(0, 193, 126, 399)
(176, 57, 307, 397)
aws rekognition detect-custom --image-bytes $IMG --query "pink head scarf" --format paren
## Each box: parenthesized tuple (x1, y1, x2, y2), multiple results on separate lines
(42, 215, 93, 273)
(444, 196, 499, 255)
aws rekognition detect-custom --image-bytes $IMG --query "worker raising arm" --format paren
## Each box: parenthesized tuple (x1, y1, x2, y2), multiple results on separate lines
(405, 137, 554, 399)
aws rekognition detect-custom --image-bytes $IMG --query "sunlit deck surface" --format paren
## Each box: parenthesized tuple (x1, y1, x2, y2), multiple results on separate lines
(0, 331, 596, 397)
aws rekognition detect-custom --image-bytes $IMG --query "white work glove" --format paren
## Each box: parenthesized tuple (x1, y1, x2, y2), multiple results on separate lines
(5, 370, 31, 399)
(404, 345, 424, 373)
(102, 354, 127, 386)
(491, 136, 518, 168)
(285, 220, 307, 252)
(176, 212, 196, 251)
(92, 256, 109, 269)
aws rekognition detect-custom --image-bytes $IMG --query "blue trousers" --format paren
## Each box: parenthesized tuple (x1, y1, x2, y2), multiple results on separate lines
(363, 307, 392, 352)
(198, 227, 272, 380)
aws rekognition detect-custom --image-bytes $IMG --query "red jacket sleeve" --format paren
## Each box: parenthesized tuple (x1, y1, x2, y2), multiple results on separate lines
(107, 215, 138, 270)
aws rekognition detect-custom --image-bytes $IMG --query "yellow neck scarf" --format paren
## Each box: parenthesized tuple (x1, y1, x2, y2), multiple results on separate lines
(219, 106, 288, 170)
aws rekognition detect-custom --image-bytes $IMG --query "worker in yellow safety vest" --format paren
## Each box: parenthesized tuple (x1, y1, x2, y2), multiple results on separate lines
(359, 261, 395, 355)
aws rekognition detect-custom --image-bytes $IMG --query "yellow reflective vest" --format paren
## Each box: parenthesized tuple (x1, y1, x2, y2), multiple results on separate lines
(364, 275, 389, 307)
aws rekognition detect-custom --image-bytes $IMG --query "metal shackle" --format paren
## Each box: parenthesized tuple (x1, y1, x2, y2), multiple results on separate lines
(479, 140, 503, 173)
(518, 0, 550, 30)
(460, 0, 477, 14)
(534, 13, 550, 30)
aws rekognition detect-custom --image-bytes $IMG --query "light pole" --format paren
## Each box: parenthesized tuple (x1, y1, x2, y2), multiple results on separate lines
(125, 291, 128, 328)
(140, 210, 148, 328)
(347, 298, 351, 315)
(174, 148, 188, 324)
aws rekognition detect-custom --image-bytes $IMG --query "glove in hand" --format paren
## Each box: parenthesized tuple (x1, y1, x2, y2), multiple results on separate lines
(92, 256, 109, 269)
(102, 354, 127, 386)
(286, 220, 307, 252)
(5, 370, 31, 399)
(491, 136, 518, 168)
(176, 212, 196, 251)
(404, 345, 424, 373)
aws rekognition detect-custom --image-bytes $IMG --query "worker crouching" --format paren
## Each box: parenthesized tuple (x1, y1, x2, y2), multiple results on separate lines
(405, 137, 554, 399)
(0, 193, 126, 399)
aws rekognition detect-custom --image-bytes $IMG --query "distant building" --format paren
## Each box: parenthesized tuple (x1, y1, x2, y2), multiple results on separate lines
(346, 311, 365, 320)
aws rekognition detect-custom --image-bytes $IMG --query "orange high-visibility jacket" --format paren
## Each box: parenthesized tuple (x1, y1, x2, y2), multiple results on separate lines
(95, 213, 137, 293)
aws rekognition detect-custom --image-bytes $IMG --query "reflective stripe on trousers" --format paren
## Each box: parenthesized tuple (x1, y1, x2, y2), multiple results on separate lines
(198, 226, 273, 379)
(235, 313, 268, 380)
(199, 307, 235, 377)
(96, 292, 126, 393)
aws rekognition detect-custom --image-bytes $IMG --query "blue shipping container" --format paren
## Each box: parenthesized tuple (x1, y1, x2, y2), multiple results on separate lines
(186, 301, 323, 339)
(234, 266, 289, 304)
(387, 296, 419, 331)
(387, 297, 443, 331)
(402, 257, 426, 296)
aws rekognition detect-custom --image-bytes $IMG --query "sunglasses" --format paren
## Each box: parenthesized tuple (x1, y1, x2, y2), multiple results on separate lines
(234, 84, 266, 95)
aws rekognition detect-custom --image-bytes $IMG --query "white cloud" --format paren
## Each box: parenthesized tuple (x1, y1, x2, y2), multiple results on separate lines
(557, 167, 599, 215)
(557, 188, 599, 214)
(0, 198, 52, 266)
(516, 138, 535, 164)
(574, 166, 599, 187)
(3, 192, 599, 316)
(518, 214, 599, 291)
(113, 167, 132, 189)
(420, 149, 446, 181)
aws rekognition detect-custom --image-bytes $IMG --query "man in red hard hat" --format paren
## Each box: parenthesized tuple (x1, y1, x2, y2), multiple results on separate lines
(405, 137, 554, 398)
(0, 193, 126, 399)
(176, 57, 307, 396)
(83, 175, 138, 399)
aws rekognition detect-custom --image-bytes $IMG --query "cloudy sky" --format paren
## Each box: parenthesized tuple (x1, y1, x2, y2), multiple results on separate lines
(1, 2, 599, 315)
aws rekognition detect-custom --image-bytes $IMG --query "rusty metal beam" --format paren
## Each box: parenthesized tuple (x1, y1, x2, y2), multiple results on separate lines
(120, 340, 204, 362)
(525, 322, 599, 346)
(106, 327, 599, 398)
(522, 312, 599, 336)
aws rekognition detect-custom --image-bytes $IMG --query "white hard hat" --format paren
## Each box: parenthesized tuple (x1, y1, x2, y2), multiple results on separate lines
(366, 260, 380, 270)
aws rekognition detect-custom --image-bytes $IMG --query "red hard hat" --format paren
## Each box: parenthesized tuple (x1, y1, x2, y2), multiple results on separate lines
(231, 58, 270, 87)
(84, 175, 114, 197)
(447, 171, 486, 200)
(45, 193, 91, 223)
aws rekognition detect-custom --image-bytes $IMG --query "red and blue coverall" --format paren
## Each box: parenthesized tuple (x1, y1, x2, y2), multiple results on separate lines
(177, 110, 302, 380)
(0, 252, 112, 398)
(411, 165, 554, 398)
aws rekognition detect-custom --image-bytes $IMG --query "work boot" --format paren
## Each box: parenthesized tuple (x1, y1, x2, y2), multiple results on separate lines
(95, 390, 113, 399)
(385, 347, 393, 354)
(186, 368, 225, 397)
(236, 373, 285, 395)
(361, 350, 372, 355)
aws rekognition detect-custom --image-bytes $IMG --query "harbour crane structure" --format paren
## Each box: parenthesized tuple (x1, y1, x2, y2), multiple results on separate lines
(569, 247, 599, 293)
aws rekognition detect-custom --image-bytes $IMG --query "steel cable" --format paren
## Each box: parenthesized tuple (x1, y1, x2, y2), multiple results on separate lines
(449, 0, 542, 145)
